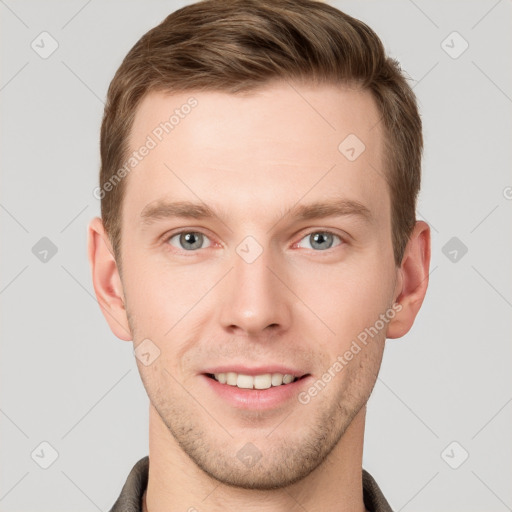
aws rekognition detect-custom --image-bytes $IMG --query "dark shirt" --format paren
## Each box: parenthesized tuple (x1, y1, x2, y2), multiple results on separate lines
(109, 456, 393, 512)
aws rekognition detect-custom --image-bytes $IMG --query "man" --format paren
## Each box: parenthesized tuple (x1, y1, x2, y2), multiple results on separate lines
(88, 0, 430, 510)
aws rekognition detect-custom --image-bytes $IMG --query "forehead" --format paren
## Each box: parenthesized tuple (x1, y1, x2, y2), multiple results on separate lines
(123, 81, 388, 231)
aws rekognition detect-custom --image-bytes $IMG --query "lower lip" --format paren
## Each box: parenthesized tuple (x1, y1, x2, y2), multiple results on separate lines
(201, 374, 312, 410)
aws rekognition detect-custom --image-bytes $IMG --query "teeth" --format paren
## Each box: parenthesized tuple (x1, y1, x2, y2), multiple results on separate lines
(226, 372, 237, 385)
(282, 374, 294, 384)
(212, 372, 298, 389)
(237, 374, 254, 389)
(253, 374, 272, 389)
(271, 373, 283, 386)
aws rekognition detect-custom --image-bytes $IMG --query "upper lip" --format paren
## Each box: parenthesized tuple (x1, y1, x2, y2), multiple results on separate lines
(202, 365, 308, 377)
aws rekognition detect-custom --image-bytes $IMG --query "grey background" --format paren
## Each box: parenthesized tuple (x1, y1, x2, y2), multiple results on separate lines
(1, 1, 511, 510)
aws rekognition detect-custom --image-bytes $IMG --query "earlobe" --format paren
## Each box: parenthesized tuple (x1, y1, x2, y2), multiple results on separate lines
(87, 217, 132, 341)
(386, 220, 431, 339)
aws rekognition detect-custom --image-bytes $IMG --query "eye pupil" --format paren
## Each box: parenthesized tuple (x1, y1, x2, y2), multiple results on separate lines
(310, 232, 333, 250)
(180, 232, 203, 250)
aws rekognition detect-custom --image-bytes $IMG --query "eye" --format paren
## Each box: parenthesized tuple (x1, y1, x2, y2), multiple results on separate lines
(167, 231, 211, 251)
(297, 231, 343, 251)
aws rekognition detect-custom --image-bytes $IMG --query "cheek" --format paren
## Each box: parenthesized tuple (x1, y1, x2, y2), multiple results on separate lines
(122, 256, 214, 374)
(123, 253, 208, 331)
(293, 257, 392, 339)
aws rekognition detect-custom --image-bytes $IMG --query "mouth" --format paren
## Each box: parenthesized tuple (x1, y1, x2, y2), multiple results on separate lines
(201, 368, 313, 410)
(204, 372, 310, 390)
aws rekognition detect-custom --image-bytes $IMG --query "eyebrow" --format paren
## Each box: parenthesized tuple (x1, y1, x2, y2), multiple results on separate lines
(139, 198, 373, 226)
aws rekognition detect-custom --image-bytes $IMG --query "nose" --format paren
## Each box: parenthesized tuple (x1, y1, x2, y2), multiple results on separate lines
(218, 242, 292, 337)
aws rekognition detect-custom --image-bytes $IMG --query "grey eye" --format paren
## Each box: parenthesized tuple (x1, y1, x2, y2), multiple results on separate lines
(168, 232, 210, 251)
(297, 232, 341, 251)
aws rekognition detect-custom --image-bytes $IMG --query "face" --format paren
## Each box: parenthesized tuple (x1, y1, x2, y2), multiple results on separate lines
(118, 82, 400, 489)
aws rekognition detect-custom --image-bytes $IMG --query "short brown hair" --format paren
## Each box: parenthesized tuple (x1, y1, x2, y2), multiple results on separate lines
(99, 0, 422, 269)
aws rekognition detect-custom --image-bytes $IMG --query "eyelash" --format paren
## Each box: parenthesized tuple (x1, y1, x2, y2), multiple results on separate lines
(162, 229, 346, 254)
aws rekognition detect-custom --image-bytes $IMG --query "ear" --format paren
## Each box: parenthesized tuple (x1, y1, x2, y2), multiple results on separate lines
(87, 217, 132, 341)
(386, 220, 431, 339)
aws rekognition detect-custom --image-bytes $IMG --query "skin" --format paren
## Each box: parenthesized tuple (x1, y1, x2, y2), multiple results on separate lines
(88, 81, 430, 512)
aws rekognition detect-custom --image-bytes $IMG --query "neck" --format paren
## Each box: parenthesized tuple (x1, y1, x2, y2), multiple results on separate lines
(144, 404, 367, 512)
